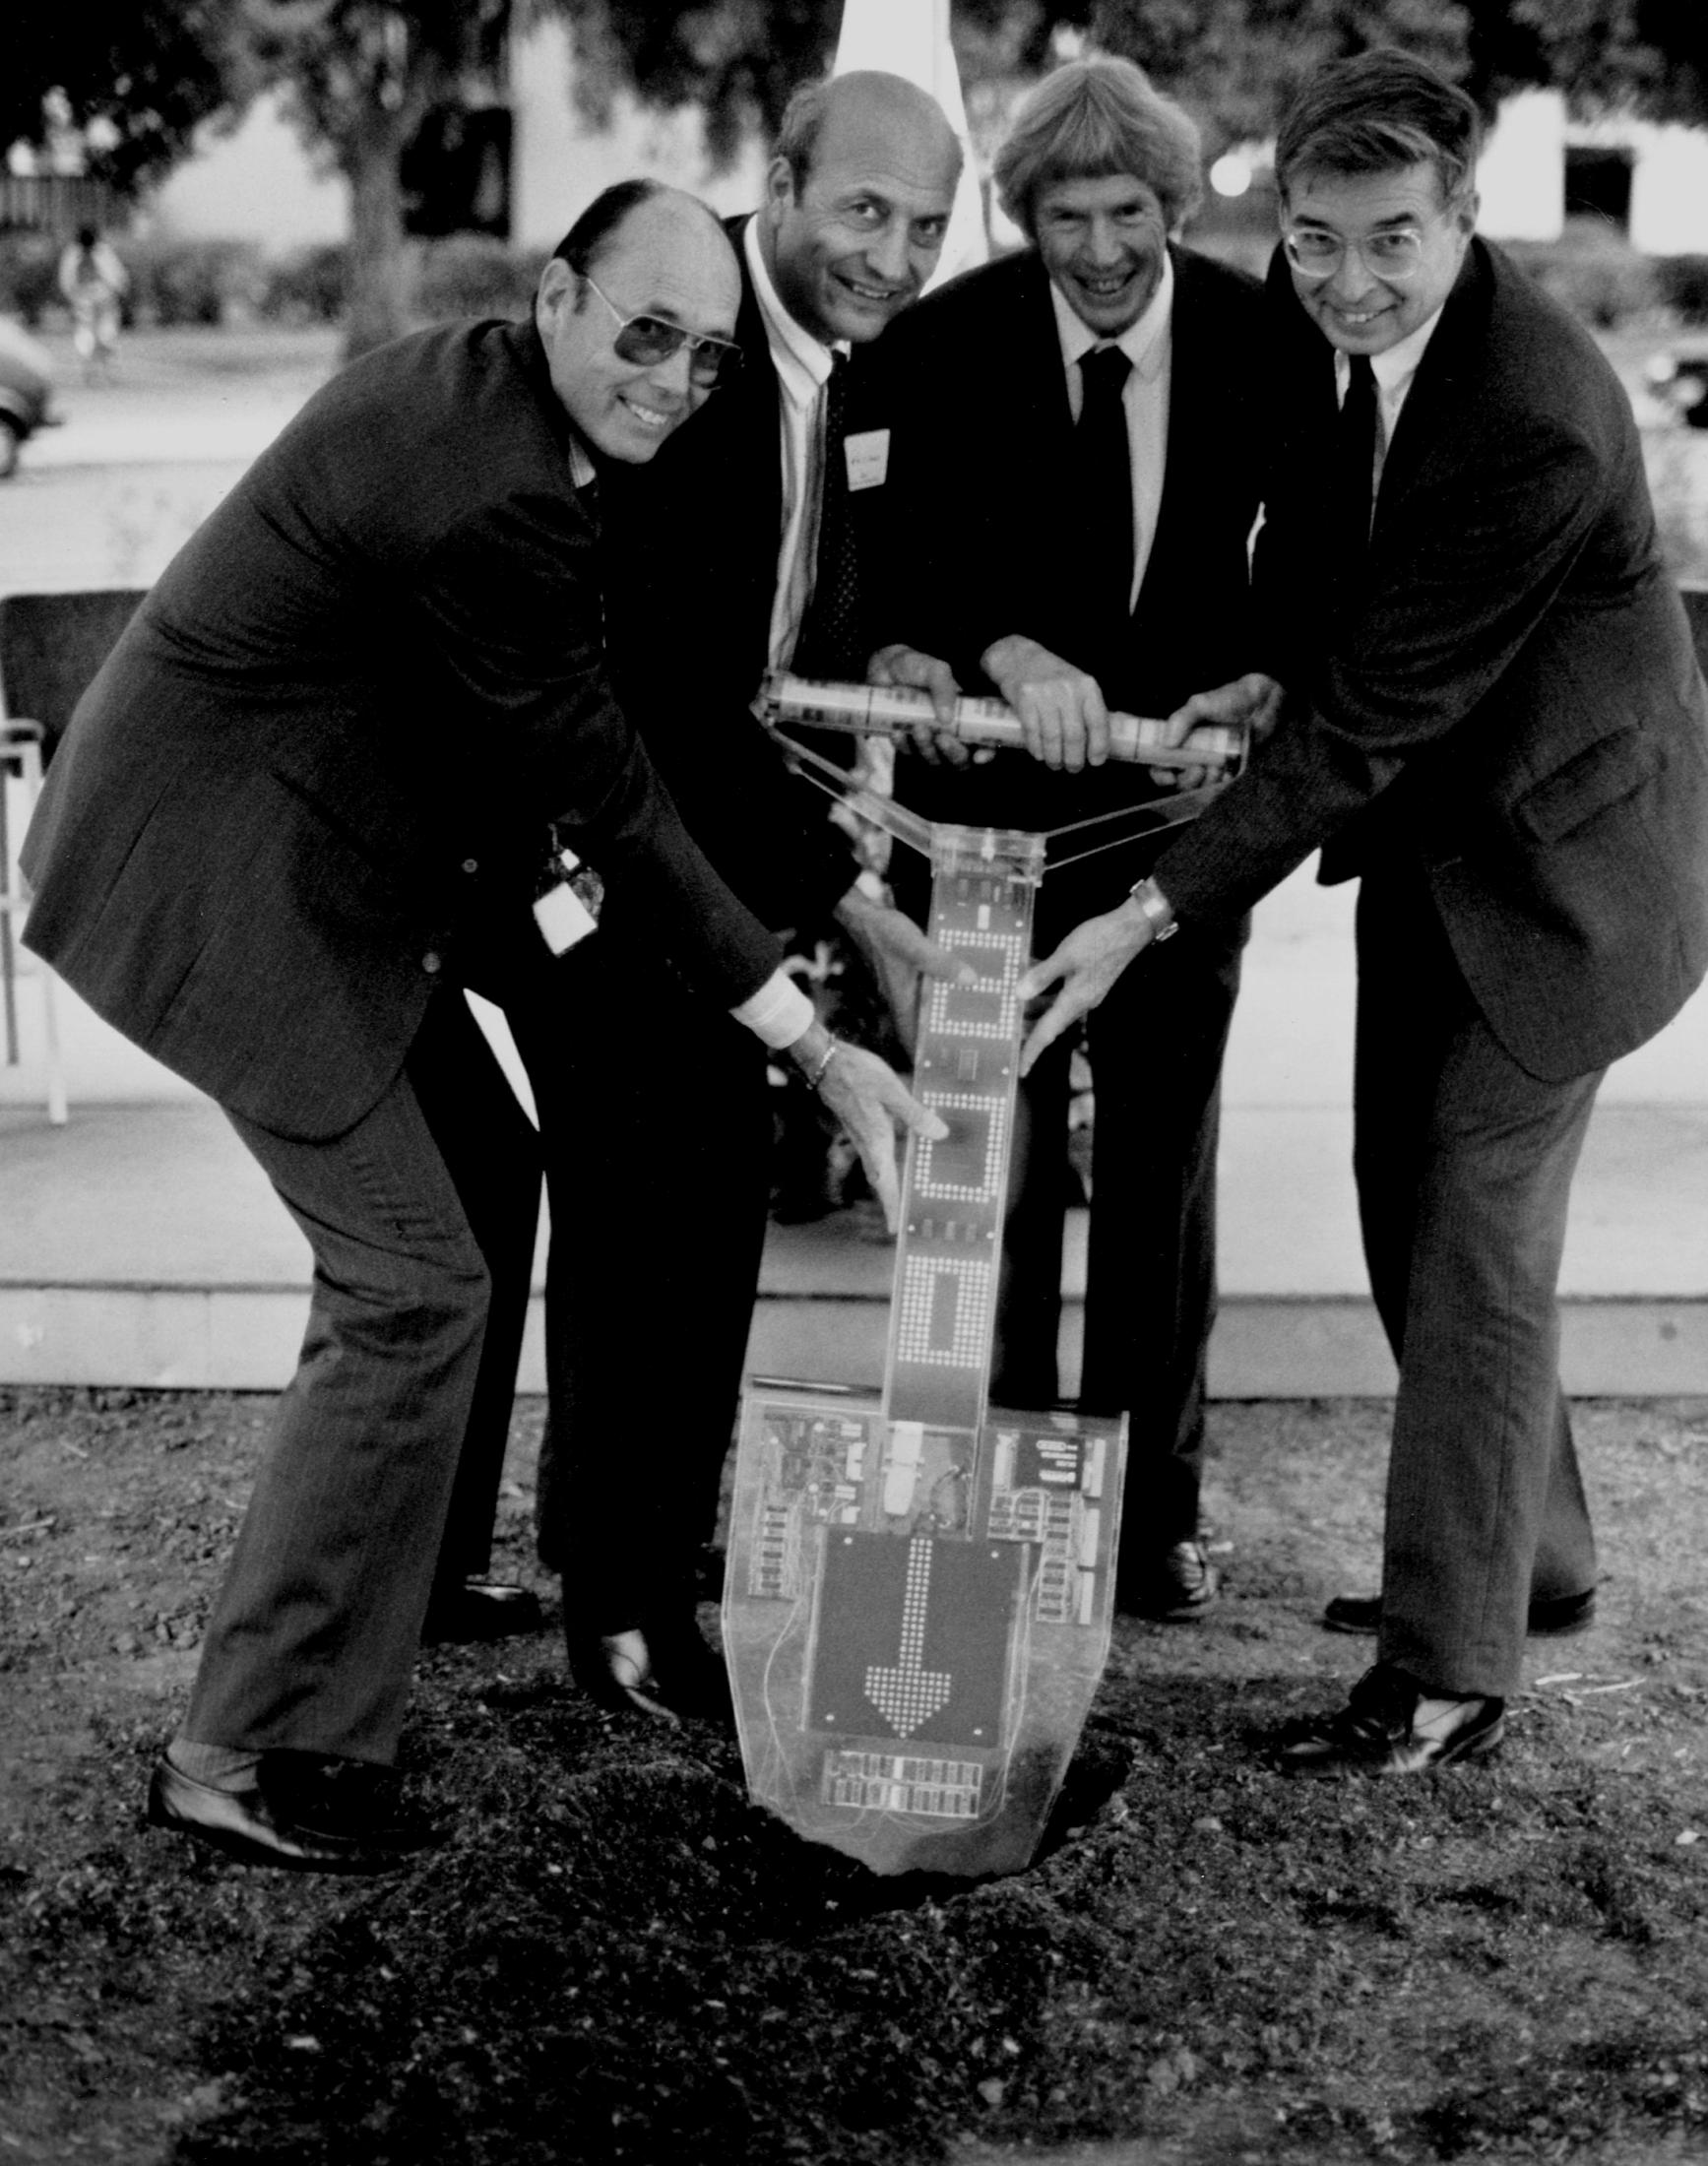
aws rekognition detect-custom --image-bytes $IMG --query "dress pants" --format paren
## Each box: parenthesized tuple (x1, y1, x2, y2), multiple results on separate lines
(994, 914, 1245, 1590)
(1353, 866, 1602, 1702)
(181, 987, 540, 1763)
(507, 933, 774, 1635)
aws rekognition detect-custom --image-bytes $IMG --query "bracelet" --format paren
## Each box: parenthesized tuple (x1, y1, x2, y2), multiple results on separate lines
(798, 1036, 842, 1092)
(1128, 876, 1178, 942)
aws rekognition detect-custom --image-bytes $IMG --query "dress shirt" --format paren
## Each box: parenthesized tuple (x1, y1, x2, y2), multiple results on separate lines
(1050, 253, 1174, 610)
(743, 217, 844, 670)
(1334, 302, 1447, 495)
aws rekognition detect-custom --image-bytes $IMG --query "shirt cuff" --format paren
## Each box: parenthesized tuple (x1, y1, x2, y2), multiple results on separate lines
(730, 969, 814, 1048)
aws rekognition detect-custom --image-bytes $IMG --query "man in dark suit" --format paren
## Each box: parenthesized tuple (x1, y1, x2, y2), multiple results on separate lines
(869, 54, 1265, 1622)
(509, 72, 967, 1720)
(1019, 50, 1708, 1773)
(22, 181, 941, 1870)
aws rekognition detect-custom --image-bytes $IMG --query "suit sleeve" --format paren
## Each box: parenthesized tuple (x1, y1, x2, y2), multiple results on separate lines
(1152, 405, 1610, 925)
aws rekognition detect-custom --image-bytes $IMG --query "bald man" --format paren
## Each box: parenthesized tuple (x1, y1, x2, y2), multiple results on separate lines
(508, 75, 968, 1719)
(25, 180, 942, 1868)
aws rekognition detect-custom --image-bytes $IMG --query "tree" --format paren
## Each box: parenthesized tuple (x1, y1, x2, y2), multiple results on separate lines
(574, 0, 1476, 165)
(1505, 0, 1708, 123)
(6, 0, 240, 195)
(232, 1, 513, 355)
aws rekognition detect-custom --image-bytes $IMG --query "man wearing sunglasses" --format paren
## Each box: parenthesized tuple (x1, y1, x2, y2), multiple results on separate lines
(23, 179, 948, 1872)
(1016, 49, 1708, 1776)
(507, 70, 968, 1722)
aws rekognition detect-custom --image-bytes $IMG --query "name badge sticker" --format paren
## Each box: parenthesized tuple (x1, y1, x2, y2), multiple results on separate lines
(844, 428, 890, 491)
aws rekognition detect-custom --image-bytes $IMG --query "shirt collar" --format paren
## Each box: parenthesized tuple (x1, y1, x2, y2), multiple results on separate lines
(744, 214, 842, 408)
(1050, 250, 1174, 382)
(1338, 299, 1446, 402)
(565, 430, 597, 490)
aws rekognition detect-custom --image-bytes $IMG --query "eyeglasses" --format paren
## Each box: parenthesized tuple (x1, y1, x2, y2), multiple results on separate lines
(1283, 226, 1427, 282)
(580, 273, 743, 387)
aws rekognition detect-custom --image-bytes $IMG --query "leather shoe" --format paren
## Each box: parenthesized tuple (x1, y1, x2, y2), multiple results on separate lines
(1275, 1663, 1506, 1776)
(1322, 1587, 1596, 1638)
(421, 1577, 544, 1645)
(1118, 1539, 1218, 1622)
(148, 1752, 446, 1873)
(567, 1617, 733, 1726)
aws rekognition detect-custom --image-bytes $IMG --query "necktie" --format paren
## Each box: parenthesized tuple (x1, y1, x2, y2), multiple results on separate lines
(1332, 351, 1378, 566)
(1073, 345, 1135, 633)
(794, 351, 864, 680)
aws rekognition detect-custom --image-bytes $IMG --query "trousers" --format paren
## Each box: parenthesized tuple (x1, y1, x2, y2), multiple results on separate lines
(182, 987, 539, 1761)
(1354, 866, 1602, 1701)
(507, 933, 774, 1633)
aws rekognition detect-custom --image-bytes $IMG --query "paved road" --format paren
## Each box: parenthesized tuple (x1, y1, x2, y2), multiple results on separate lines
(0, 322, 339, 594)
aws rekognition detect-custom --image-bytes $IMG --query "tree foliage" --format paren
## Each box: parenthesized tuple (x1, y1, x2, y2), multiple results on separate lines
(7, 0, 240, 192)
(231, 3, 514, 351)
(1508, 0, 1708, 122)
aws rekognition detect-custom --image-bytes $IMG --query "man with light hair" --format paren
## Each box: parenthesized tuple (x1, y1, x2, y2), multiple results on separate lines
(872, 52, 1268, 1623)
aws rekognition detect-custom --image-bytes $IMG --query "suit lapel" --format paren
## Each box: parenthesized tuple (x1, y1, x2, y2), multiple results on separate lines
(1371, 241, 1487, 525)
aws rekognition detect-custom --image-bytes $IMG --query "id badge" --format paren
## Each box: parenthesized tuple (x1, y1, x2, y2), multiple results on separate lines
(533, 841, 604, 956)
(844, 428, 890, 491)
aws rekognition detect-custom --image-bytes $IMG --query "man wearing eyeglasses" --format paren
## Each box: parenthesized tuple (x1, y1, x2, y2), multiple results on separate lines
(23, 179, 947, 1871)
(1017, 48, 1708, 1775)
(866, 53, 1267, 1628)
(505, 71, 970, 1724)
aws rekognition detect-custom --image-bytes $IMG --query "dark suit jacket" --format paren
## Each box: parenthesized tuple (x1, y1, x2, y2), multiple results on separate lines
(21, 317, 781, 1140)
(597, 214, 893, 936)
(1153, 239, 1708, 1082)
(874, 243, 1267, 927)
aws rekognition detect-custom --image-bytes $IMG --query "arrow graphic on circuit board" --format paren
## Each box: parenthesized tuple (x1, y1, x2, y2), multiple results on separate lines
(865, 1536, 954, 1738)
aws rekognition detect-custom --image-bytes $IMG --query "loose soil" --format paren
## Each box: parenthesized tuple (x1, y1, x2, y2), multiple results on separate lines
(2, 1387, 1706, 2166)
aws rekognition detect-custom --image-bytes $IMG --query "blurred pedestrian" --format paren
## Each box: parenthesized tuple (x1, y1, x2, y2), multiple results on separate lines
(58, 225, 129, 379)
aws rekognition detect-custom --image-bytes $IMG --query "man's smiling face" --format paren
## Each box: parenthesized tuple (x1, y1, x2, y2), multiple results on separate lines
(537, 193, 738, 463)
(763, 79, 960, 347)
(1035, 171, 1171, 338)
(1282, 159, 1475, 356)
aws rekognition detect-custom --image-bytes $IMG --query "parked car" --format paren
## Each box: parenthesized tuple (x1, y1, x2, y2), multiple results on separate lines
(0, 315, 58, 478)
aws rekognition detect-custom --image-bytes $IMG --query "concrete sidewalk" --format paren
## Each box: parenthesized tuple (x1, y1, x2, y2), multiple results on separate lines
(4, 858, 1704, 1397)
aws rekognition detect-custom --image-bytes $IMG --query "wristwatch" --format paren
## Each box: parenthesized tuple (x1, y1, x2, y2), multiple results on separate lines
(1128, 875, 1178, 942)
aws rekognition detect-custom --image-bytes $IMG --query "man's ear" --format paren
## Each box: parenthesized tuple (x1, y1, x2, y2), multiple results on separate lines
(1455, 189, 1481, 238)
(764, 154, 796, 225)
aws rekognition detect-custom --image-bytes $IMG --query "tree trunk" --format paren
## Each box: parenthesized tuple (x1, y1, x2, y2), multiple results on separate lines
(342, 102, 414, 361)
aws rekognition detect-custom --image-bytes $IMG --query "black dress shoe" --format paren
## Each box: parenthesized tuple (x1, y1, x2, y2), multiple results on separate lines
(1322, 1587, 1597, 1638)
(567, 1618, 733, 1726)
(1275, 1663, 1506, 1776)
(148, 1752, 446, 1873)
(1117, 1539, 1219, 1622)
(421, 1577, 544, 1645)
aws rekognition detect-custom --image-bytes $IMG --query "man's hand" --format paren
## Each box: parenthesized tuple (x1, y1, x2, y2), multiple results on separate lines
(785, 1021, 947, 1232)
(835, 879, 978, 1051)
(1165, 671, 1286, 748)
(867, 643, 979, 766)
(1013, 895, 1157, 1074)
(981, 634, 1109, 772)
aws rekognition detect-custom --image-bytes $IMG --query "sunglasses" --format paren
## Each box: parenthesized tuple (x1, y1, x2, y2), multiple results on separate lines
(581, 273, 743, 388)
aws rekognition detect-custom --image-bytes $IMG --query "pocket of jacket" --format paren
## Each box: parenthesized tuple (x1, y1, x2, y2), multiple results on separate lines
(1512, 726, 1663, 843)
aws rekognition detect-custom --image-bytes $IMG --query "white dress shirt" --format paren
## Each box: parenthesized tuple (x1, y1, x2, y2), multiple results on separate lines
(743, 217, 846, 670)
(1050, 252, 1174, 610)
(1335, 301, 1447, 496)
